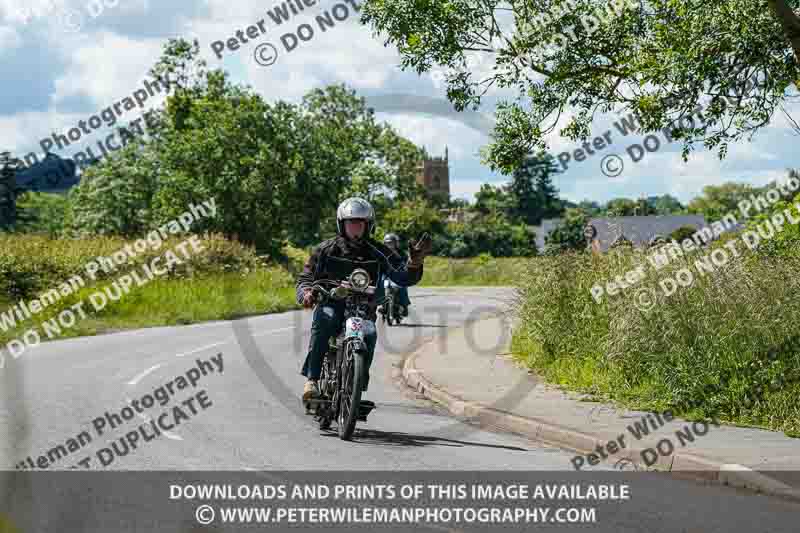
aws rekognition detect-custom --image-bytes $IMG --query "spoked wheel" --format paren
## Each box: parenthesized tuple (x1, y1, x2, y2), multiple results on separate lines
(318, 379, 332, 430)
(393, 305, 403, 325)
(337, 343, 365, 441)
(383, 300, 392, 326)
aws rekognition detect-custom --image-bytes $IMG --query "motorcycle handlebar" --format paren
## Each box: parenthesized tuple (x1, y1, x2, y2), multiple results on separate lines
(309, 280, 387, 307)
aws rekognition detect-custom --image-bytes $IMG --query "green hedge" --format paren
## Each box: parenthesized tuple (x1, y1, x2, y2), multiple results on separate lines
(0, 232, 262, 301)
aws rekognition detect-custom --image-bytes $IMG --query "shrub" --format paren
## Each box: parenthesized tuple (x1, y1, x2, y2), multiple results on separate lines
(669, 225, 698, 243)
(0, 232, 261, 301)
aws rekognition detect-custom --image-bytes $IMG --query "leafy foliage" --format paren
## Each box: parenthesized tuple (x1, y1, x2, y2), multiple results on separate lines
(543, 208, 588, 255)
(441, 213, 537, 257)
(360, 0, 800, 173)
(62, 38, 426, 256)
(11, 192, 69, 237)
(512, 227, 800, 435)
(688, 182, 762, 222)
(376, 199, 447, 248)
(507, 153, 562, 225)
(669, 225, 699, 243)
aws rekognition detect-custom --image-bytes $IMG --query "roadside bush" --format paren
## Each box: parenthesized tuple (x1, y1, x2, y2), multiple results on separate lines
(420, 256, 529, 286)
(512, 238, 800, 435)
(0, 232, 261, 301)
(668, 225, 698, 243)
(438, 215, 537, 257)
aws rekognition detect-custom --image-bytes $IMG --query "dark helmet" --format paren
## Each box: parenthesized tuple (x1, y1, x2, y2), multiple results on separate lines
(383, 233, 400, 246)
(336, 197, 375, 238)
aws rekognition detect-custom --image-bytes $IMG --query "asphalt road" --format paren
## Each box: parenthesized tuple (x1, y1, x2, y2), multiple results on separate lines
(0, 287, 563, 471)
(0, 287, 798, 532)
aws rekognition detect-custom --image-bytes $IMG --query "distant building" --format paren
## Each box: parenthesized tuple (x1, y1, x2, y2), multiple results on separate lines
(416, 147, 450, 199)
(586, 215, 708, 253)
(535, 214, 745, 253)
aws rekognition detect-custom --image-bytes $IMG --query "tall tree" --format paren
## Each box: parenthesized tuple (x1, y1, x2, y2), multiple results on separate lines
(64, 38, 425, 255)
(543, 208, 589, 255)
(648, 194, 686, 215)
(577, 200, 602, 216)
(688, 182, 760, 221)
(361, 0, 800, 173)
(605, 198, 640, 217)
(506, 152, 562, 225)
(474, 183, 511, 215)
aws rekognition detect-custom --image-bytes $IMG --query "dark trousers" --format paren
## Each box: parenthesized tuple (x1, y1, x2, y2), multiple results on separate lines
(396, 287, 411, 307)
(301, 303, 377, 388)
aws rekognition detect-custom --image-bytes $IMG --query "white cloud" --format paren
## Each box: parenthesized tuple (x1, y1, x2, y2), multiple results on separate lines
(0, 23, 21, 49)
(50, 31, 165, 110)
(2, 0, 799, 208)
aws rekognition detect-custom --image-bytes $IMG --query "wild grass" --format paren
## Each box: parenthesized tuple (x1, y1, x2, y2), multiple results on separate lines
(511, 239, 800, 436)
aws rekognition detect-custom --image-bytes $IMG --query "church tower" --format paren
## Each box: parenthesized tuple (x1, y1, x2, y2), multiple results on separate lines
(416, 147, 450, 199)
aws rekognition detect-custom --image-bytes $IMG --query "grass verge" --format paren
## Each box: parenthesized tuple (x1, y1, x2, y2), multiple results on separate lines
(0, 269, 298, 349)
(418, 256, 528, 286)
(511, 242, 800, 436)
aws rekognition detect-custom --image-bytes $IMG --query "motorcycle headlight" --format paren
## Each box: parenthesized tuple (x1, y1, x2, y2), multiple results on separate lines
(349, 269, 370, 289)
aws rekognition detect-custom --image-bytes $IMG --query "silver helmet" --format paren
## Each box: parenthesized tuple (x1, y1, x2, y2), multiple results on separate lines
(336, 197, 375, 238)
(383, 233, 400, 246)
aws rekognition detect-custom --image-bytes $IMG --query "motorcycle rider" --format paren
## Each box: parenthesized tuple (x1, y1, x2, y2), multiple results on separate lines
(296, 197, 432, 405)
(381, 233, 411, 317)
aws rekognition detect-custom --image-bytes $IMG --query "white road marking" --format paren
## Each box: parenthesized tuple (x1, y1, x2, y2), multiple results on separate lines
(119, 325, 297, 445)
(127, 364, 163, 386)
(720, 464, 754, 472)
(174, 326, 295, 356)
(126, 397, 183, 441)
(252, 326, 295, 337)
(175, 341, 226, 358)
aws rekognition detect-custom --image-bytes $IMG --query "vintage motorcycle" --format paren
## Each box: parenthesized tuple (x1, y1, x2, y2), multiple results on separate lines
(304, 267, 381, 441)
(378, 277, 404, 326)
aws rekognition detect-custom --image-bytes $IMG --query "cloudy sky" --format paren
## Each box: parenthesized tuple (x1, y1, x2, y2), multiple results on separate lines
(2, 0, 799, 205)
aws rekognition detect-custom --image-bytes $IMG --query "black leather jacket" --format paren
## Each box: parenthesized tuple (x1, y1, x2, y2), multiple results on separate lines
(295, 235, 423, 305)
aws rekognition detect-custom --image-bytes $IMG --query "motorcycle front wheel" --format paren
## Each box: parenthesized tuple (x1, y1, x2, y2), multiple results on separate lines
(337, 342, 365, 441)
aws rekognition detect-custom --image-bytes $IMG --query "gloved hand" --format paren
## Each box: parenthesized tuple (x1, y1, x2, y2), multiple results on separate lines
(408, 233, 433, 267)
(302, 288, 316, 308)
